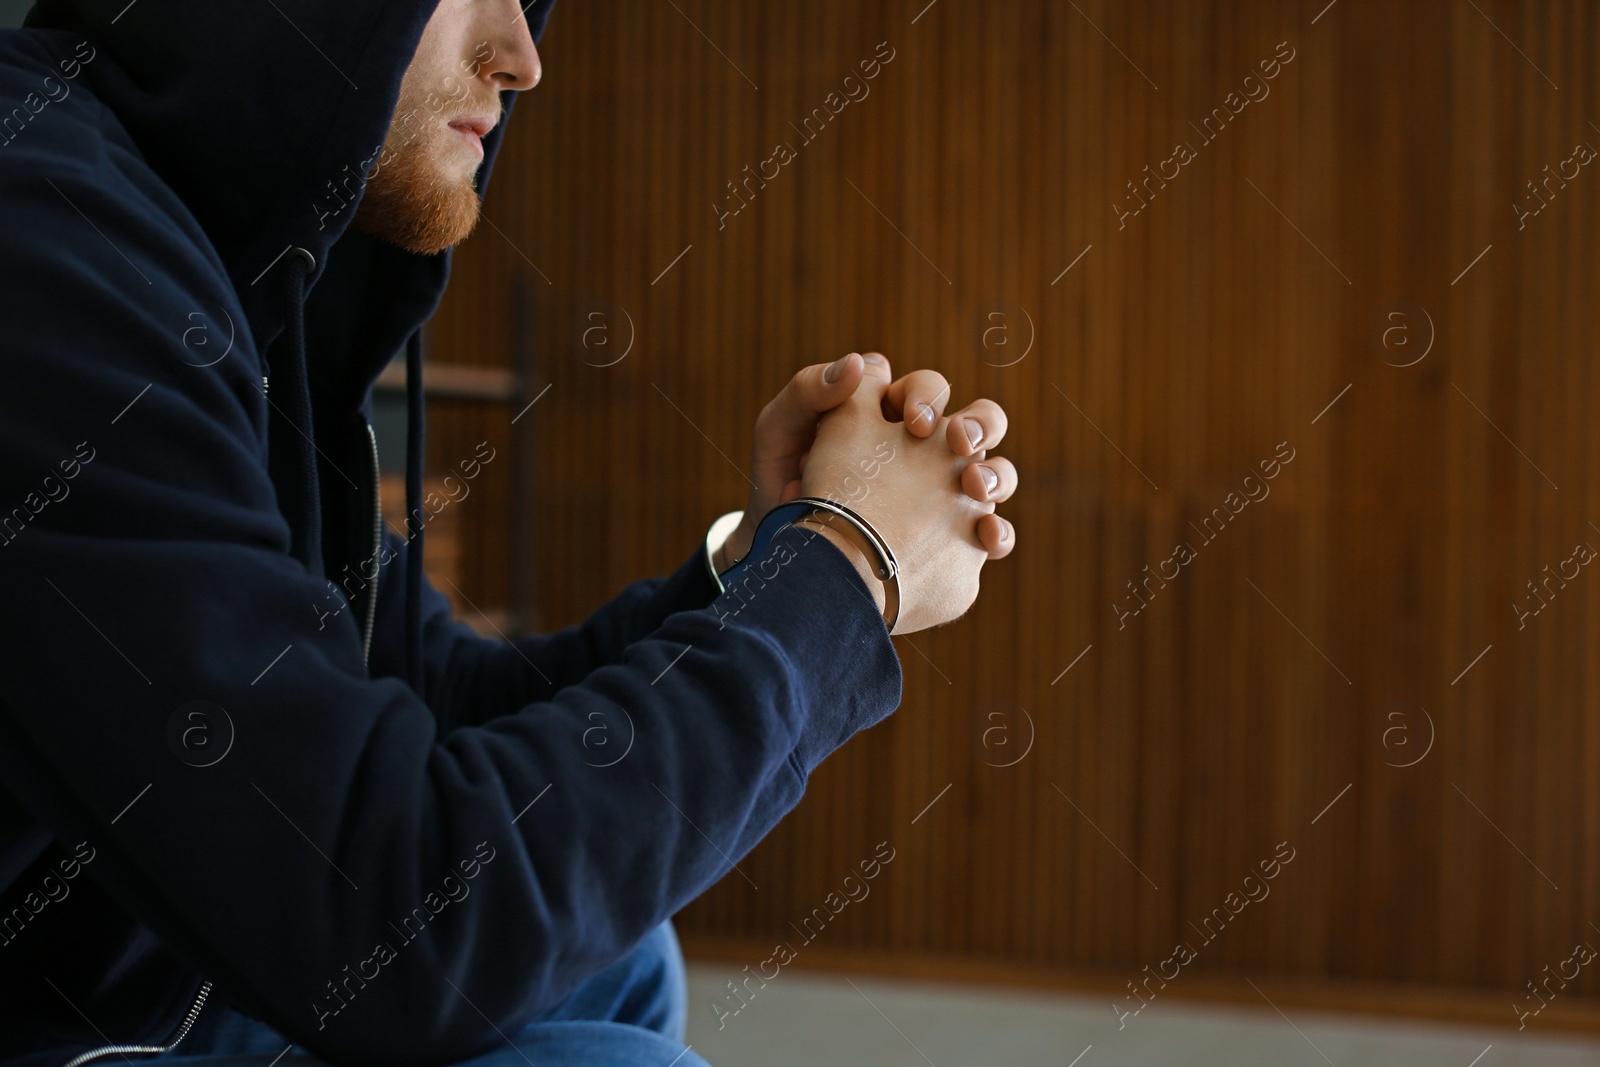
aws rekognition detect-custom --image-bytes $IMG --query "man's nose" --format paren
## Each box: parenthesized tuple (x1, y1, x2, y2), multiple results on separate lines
(488, 8, 541, 91)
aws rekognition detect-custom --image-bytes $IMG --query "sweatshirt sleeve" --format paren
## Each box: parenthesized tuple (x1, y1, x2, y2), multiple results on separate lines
(0, 160, 903, 1065)
(367, 526, 732, 736)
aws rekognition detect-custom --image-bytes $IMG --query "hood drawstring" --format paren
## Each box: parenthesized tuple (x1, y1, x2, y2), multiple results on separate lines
(278, 248, 425, 697)
(404, 329, 425, 694)
(278, 248, 323, 577)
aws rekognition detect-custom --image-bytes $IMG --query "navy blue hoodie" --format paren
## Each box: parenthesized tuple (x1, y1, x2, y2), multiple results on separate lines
(0, 2, 903, 1064)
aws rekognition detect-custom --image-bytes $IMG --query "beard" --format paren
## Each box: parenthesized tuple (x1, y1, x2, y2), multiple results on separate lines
(349, 112, 484, 256)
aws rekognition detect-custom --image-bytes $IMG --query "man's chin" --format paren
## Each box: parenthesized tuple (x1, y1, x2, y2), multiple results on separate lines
(400, 193, 482, 256)
(350, 177, 482, 257)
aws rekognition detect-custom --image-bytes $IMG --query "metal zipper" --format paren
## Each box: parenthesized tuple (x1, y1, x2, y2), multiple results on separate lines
(57, 979, 214, 1067)
(361, 417, 382, 667)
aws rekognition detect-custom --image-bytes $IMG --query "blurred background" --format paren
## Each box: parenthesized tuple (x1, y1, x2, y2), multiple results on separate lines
(15, 0, 1600, 1062)
(413, 1, 1600, 1063)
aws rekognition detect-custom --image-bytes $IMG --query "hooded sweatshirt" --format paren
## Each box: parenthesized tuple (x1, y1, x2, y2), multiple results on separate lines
(0, 2, 903, 1065)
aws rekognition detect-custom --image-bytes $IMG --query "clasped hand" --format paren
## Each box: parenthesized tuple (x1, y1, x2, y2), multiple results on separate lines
(720, 351, 1017, 634)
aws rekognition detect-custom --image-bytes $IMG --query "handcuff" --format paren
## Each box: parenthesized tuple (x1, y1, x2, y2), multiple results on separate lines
(704, 497, 900, 632)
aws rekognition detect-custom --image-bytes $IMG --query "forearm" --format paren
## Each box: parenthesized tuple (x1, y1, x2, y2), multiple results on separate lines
(419, 513, 886, 733)
(393, 534, 724, 733)
(788, 516, 888, 617)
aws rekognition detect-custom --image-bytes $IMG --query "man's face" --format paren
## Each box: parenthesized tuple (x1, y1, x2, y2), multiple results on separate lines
(351, 0, 541, 255)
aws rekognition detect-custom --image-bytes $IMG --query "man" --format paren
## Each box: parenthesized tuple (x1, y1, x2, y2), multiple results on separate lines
(0, 1, 1018, 1065)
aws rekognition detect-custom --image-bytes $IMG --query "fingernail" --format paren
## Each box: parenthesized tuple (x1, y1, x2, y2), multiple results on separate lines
(1000, 522, 1011, 544)
(823, 354, 850, 384)
(916, 402, 934, 425)
(964, 418, 983, 448)
(979, 464, 998, 496)
(863, 353, 886, 366)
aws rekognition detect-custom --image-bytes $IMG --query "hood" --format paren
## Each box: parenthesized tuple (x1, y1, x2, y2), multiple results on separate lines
(24, 0, 557, 398)
(22, 0, 558, 695)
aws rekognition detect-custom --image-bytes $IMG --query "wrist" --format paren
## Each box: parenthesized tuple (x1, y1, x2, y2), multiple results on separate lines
(790, 517, 888, 616)
(713, 520, 753, 573)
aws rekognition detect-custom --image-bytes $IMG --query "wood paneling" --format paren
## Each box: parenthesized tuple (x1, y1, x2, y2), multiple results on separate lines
(426, 0, 1600, 1025)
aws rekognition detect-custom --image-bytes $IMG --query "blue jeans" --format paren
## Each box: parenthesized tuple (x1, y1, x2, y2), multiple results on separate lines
(156, 921, 710, 1067)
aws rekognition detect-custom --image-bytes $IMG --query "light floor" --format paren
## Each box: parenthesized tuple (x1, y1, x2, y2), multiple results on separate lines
(684, 964, 1600, 1067)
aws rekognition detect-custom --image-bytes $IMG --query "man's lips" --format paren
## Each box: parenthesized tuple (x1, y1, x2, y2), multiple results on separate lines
(447, 115, 498, 155)
(449, 115, 497, 137)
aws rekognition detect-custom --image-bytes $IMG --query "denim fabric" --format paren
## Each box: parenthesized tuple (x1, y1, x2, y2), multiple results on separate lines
(157, 921, 708, 1067)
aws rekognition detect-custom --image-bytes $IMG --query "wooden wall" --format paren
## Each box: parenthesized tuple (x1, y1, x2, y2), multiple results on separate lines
(426, 0, 1600, 1029)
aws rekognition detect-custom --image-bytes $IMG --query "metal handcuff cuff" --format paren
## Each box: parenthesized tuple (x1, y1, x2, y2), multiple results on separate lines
(703, 497, 901, 632)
